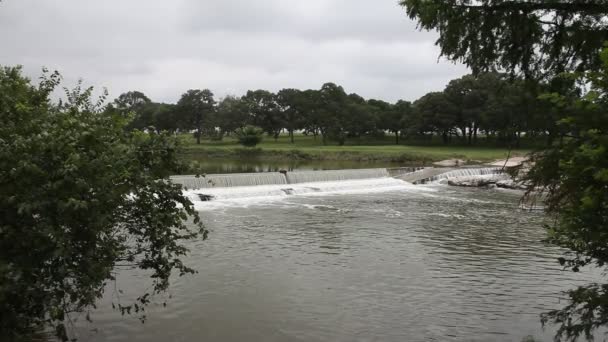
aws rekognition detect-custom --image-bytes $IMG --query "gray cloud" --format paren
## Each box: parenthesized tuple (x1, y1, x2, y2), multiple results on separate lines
(0, 0, 468, 103)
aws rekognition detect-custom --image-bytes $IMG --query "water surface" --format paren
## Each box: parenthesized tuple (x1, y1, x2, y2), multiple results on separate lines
(181, 157, 411, 174)
(77, 181, 597, 342)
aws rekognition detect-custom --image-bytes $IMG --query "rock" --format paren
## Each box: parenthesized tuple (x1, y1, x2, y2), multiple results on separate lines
(197, 194, 214, 201)
(487, 157, 528, 167)
(445, 175, 530, 190)
(446, 174, 511, 188)
(433, 159, 466, 167)
(495, 179, 528, 190)
(447, 177, 497, 187)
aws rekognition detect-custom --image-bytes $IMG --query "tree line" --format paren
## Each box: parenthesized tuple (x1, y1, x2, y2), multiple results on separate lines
(111, 72, 564, 147)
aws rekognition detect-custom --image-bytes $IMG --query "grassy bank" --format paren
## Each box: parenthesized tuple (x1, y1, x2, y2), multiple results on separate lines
(179, 134, 531, 164)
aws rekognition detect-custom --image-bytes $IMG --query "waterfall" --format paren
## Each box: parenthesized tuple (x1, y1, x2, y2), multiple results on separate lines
(285, 168, 390, 184)
(172, 168, 396, 190)
(386, 167, 424, 178)
(183, 177, 431, 209)
(427, 167, 505, 183)
(172, 173, 287, 189)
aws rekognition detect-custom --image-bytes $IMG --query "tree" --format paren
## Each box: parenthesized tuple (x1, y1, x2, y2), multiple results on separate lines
(346, 94, 376, 140)
(243, 90, 283, 141)
(318, 82, 349, 145)
(153, 103, 179, 133)
(526, 49, 608, 341)
(414, 92, 458, 144)
(0, 67, 206, 341)
(112, 91, 153, 131)
(370, 99, 402, 144)
(176, 89, 215, 144)
(402, 0, 608, 339)
(276, 88, 304, 143)
(401, 0, 608, 78)
(215, 95, 249, 138)
(299, 89, 323, 140)
(113, 91, 151, 114)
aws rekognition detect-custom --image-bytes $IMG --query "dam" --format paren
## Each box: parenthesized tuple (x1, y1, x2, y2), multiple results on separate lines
(171, 166, 504, 190)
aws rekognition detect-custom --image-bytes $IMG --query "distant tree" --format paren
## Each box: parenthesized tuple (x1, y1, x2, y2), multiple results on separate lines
(113, 90, 151, 113)
(176, 89, 215, 144)
(235, 125, 264, 147)
(346, 94, 376, 140)
(389, 100, 412, 144)
(0, 66, 205, 341)
(414, 92, 458, 144)
(215, 95, 250, 138)
(153, 103, 179, 133)
(369, 99, 400, 144)
(299, 89, 323, 140)
(112, 91, 153, 130)
(318, 82, 349, 145)
(276, 88, 304, 143)
(243, 90, 282, 141)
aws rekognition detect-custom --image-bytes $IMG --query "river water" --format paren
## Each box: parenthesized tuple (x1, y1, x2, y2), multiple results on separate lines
(76, 179, 598, 342)
(183, 157, 409, 174)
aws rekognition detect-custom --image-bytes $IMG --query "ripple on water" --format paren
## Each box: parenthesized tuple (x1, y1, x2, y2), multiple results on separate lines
(78, 186, 603, 342)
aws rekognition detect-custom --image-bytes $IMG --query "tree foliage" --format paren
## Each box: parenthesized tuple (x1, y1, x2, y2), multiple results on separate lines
(524, 50, 608, 340)
(402, 0, 608, 340)
(401, 0, 608, 78)
(0, 67, 206, 341)
(176, 89, 215, 144)
(112, 75, 549, 147)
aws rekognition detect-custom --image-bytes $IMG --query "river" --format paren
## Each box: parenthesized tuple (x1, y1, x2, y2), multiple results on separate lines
(75, 178, 597, 342)
(182, 157, 410, 174)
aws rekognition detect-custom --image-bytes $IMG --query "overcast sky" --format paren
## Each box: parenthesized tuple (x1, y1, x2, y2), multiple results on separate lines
(0, 0, 468, 103)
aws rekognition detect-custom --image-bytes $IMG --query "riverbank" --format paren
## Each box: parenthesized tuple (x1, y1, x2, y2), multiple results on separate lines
(179, 134, 531, 165)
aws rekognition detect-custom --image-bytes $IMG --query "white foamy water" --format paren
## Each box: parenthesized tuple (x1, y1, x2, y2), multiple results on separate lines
(184, 177, 434, 210)
(428, 167, 504, 182)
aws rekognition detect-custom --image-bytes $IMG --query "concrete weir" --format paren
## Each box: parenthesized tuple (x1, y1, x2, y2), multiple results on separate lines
(172, 167, 419, 190)
(171, 167, 503, 190)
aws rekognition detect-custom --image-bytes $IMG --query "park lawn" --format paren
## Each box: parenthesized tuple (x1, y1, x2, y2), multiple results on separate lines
(178, 133, 531, 162)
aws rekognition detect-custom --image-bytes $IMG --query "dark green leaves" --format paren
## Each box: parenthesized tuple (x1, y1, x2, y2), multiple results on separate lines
(0, 67, 206, 340)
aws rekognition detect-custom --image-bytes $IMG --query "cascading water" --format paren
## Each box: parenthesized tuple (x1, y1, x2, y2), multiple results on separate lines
(284, 168, 390, 184)
(426, 167, 505, 183)
(172, 168, 394, 190)
(183, 177, 431, 209)
(172, 173, 287, 189)
(172, 168, 428, 206)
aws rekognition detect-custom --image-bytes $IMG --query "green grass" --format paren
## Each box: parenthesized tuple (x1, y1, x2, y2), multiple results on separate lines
(179, 133, 531, 163)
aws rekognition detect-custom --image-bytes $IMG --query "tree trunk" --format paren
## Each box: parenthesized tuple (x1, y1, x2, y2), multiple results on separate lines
(473, 124, 478, 144)
(395, 131, 399, 145)
(516, 131, 521, 148)
(289, 129, 294, 143)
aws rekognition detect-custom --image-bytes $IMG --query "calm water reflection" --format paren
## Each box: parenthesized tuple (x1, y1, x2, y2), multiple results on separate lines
(76, 185, 599, 342)
(181, 157, 411, 174)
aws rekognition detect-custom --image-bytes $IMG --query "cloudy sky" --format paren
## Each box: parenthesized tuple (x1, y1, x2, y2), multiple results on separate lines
(0, 0, 468, 103)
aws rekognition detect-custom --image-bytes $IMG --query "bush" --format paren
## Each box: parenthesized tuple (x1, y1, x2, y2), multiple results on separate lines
(0, 67, 206, 341)
(235, 125, 264, 147)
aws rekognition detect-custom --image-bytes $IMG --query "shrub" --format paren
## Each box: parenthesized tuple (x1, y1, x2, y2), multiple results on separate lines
(235, 125, 264, 147)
